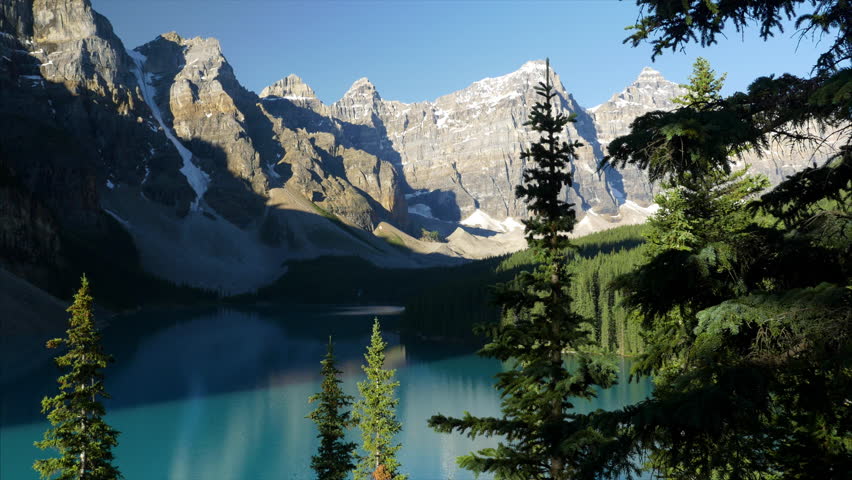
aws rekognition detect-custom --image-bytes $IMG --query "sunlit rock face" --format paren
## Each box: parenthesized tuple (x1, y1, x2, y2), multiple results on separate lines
(321, 60, 834, 227)
(378, 60, 605, 220)
(589, 67, 686, 206)
(134, 32, 408, 231)
(273, 61, 686, 227)
(283, 61, 610, 222)
(133, 32, 270, 227)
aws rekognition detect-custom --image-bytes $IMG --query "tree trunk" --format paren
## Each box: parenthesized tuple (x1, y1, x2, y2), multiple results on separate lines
(550, 251, 565, 480)
(375, 432, 380, 469)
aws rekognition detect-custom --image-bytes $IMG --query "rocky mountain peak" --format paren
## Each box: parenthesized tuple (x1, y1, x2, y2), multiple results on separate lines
(137, 32, 227, 77)
(260, 73, 317, 100)
(143, 32, 226, 66)
(590, 67, 683, 113)
(183, 35, 223, 56)
(633, 66, 677, 91)
(588, 67, 686, 206)
(177, 36, 227, 72)
(473, 60, 548, 87)
(331, 77, 381, 123)
(439, 59, 566, 111)
(159, 31, 184, 44)
(637, 66, 663, 79)
(16, 0, 134, 90)
(342, 77, 380, 101)
(518, 59, 547, 73)
(136, 32, 238, 95)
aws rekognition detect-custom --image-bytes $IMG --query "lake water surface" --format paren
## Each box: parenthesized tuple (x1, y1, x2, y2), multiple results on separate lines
(1, 306, 652, 479)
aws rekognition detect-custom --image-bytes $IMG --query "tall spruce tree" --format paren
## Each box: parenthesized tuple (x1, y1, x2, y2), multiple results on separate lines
(429, 60, 617, 480)
(308, 337, 356, 480)
(352, 319, 405, 480)
(592, 2, 852, 478)
(671, 57, 726, 109)
(34, 276, 122, 480)
(647, 58, 767, 254)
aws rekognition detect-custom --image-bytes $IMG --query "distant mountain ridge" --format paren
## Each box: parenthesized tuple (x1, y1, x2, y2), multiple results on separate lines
(257, 61, 696, 238)
(0, 0, 835, 295)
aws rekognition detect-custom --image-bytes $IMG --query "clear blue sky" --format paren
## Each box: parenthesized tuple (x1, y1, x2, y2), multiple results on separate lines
(92, 0, 826, 108)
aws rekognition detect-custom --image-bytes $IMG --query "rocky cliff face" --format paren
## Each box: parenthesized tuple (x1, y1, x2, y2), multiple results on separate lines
(278, 61, 612, 221)
(273, 61, 834, 231)
(259, 75, 408, 228)
(1, 1, 410, 271)
(131, 32, 270, 226)
(129, 31, 408, 231)
(0, 0, 196, 289)
(586, 67, 842, 207)
(272, 62, 682, 227)
(0, 3, 419, 294)
(588, 67, 686, 206)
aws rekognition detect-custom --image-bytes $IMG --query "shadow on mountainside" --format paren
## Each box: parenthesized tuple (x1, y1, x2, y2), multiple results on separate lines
(0, 45, 213, 310)
(260, 97, 402, 165)
(0, 43, 470, 316)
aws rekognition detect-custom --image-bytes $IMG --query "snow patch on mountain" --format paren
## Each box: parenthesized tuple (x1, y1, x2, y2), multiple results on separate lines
(103, 208, 131, 229)
(408, 204, 434, 218)
(128, 49, 210, 210)
(461, 209, 524, 233)
(623, 200, 659, 216)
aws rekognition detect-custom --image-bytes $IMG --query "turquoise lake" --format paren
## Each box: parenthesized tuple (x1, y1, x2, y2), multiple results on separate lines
(0, 306, 653, 479)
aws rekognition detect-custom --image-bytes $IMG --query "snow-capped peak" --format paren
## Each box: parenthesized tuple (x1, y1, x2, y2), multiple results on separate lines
(636, 66, 666, 83)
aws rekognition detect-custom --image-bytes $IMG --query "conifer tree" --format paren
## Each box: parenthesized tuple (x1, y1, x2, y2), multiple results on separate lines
(308, 338, 356, 480)
(353, 319, 405, 480)
(593, 4, 852, 477)
(672, 57, 726, 109)
(429, 60, 617, 480)
(645, 57, 768, 261)
(34, 275, 122, 480)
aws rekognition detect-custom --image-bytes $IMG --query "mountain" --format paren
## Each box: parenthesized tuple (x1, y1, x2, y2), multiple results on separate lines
(264, 61, 690, 237)
(0, 0, 194, 292)
(0, 0, 837, 298)
(263, 61, 610, 222)
(588, 67, 685, 206)
(0, 1, 438, 296)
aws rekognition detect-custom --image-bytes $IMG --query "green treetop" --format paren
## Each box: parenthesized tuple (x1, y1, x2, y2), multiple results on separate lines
(352, 319, 405, 480)
(308, 338, 356, 480)
(34, 275, 122, 480)
(429, 59, 617, 480)
(646, 57, 768, 256)
(672, 57, 727, 109)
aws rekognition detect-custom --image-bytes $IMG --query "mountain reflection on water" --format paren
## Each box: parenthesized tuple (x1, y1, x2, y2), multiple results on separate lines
(0, 306, 652, 480)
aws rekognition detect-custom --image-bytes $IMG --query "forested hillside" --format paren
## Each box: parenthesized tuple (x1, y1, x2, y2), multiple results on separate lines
(402, 225, 649, 354)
